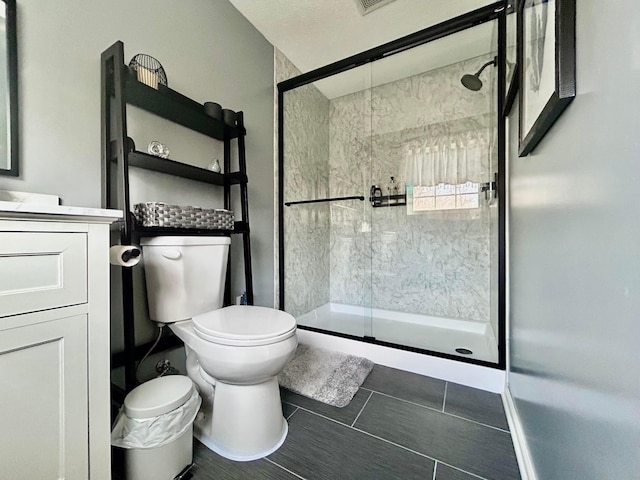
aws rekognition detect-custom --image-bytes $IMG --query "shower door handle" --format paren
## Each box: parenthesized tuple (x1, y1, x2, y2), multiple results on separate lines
(481, 172, 498, 199)
(284, 195, 365, 207)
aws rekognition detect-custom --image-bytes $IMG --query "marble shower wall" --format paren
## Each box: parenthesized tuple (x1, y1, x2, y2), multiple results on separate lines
(330, 55, 495, 322)
(278, 50, 332, 317)
(328, 88, 373, 309)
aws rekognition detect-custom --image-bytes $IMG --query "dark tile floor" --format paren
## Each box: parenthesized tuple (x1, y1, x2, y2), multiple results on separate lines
(190, 365, 521, 480)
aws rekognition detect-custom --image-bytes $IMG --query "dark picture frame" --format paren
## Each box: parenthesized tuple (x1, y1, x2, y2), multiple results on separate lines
(518, 0, 575, 156)
(503, 1, 518, 116)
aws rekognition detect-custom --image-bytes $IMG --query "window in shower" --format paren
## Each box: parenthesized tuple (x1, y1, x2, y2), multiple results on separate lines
(278, 6, 504, 367)
(410, 182, 480, 212)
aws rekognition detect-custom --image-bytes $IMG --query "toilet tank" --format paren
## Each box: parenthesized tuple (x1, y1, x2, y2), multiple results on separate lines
(140, 236, 230, 323)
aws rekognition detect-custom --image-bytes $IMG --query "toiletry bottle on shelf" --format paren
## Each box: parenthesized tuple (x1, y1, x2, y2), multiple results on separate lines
(235, 291, 247, 305)
(208, 159, 222, 173)
(370, 185, 382, 206)
(396, 181, 404, 204)
(388, 176, 398, 205)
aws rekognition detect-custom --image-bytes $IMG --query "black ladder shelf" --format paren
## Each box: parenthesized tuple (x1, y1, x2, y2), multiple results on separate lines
(100, 41, 254, 399)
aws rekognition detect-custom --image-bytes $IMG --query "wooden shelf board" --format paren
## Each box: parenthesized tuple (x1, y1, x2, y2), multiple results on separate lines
(128, 151, 225, 185)
(122, 67, 245, 140)
(132, 221, 248, 237)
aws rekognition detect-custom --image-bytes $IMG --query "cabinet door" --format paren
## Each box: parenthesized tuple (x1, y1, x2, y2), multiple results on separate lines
(0, 232, 87, 317)
(0, 314, 88, 479)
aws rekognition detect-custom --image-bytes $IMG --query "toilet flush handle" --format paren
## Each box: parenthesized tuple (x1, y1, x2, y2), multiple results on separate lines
(160, 249, 182, 260)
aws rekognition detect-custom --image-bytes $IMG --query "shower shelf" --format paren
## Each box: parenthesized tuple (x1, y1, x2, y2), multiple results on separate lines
(370, 194, 407, 207)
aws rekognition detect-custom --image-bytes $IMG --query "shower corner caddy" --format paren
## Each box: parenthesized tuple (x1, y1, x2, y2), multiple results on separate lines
(370, 194, 407, 208)
(100, 40, 254, 399)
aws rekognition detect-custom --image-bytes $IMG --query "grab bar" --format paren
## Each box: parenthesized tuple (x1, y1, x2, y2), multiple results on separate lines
(284, 195, 365, 207)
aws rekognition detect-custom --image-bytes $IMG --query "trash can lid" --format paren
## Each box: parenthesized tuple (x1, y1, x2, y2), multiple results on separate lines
(124, 376, 194, 419)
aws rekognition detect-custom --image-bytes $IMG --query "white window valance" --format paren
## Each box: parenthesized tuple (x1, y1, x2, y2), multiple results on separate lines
(403, 130, 491, 186)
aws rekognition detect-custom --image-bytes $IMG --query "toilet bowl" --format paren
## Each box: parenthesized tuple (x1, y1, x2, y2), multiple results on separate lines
(170, 306, 297, 460)
(140, 236, 298, 461)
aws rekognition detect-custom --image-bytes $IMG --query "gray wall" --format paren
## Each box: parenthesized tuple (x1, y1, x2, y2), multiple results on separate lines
(0, 0, 275, 355)
(507, 0, 640, 478)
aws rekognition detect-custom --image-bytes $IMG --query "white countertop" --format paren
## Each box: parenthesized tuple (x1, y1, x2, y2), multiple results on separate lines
(0, 201, 122, 223)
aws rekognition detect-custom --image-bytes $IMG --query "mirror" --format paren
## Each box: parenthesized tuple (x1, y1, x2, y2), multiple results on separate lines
(0, 0, 17, 176)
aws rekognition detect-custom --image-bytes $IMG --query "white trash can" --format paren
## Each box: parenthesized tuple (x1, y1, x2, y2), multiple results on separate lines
(111, 376, 201, 480)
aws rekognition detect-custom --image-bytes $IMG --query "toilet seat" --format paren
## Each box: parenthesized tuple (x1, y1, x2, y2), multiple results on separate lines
(192, 305, 296, 347)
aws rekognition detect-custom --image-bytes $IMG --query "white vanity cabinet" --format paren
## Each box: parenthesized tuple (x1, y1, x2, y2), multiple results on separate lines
(0, 203, 121, 480)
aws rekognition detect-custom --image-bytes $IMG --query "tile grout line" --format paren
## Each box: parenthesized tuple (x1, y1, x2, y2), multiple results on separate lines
(292, 405, 492, 480)
(349, 424, 492, 480)
(359, 388, 510, 434)
(432, 462, 491, 480)
(438, 411, 509, 434)
(350, 390, 374, 427)
(286, 406, 300, 420)
(293, 404, 433, 459)
(432, 461, 438, 480)
(359, 387, 445, 415)
(265, 458, 308, 480)
(442, 382, 448, 412)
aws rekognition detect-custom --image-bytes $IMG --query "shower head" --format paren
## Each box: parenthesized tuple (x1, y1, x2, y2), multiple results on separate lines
(461, 73, 484, 91)
(461, 57, 497, 91)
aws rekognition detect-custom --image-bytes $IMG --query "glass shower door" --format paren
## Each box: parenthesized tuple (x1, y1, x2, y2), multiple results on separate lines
(280, 16, 501, 363)
(281, 60, 373, 339)
(366, 20, 499, 362)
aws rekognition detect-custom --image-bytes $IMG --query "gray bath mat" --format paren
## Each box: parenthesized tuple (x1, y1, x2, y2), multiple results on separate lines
(278, 344, 374, 408)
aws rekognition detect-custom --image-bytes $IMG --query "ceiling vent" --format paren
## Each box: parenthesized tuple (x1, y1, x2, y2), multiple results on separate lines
(354, 0, 398, 16)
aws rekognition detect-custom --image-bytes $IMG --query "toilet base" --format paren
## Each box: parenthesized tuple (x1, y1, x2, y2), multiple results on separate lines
(194, 418, 288, 462)
(193, 376, 289, 461)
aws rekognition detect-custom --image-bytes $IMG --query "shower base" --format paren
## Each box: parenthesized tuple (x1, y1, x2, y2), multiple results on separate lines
(296, 303, 498, 364)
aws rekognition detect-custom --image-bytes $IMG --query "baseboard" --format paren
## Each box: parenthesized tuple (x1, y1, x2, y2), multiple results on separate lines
(502, 387, 537, 480)
(297, 329, 505, 393)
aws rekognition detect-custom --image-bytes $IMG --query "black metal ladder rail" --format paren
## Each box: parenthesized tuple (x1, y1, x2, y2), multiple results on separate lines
(102, 40, 254, 397)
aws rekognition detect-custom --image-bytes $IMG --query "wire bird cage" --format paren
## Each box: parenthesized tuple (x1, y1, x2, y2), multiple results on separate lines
(128, 54, 167, 90)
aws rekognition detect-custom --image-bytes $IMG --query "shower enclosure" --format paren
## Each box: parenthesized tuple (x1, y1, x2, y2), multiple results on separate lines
(278, 4, 505, 367)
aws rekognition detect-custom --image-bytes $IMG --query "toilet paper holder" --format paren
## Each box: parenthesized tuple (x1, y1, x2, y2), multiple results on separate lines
(110, 245, 142, 267)
(121, 248, 140, 263)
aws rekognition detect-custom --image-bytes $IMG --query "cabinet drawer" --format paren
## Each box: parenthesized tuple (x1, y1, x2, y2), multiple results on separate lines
(0, 232, 87, 317)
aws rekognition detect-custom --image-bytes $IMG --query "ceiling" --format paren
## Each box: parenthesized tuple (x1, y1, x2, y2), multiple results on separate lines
(313, 21, 496, 99)
(227, 0, 496, 75)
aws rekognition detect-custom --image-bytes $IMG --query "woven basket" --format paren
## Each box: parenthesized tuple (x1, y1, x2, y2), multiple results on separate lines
(134, 202, 234, 230)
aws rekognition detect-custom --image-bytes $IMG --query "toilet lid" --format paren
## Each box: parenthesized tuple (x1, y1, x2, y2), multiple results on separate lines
(192, 305, 296, 346)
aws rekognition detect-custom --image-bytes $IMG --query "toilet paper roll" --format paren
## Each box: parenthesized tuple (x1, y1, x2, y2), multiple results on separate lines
(109, 245, 141, 267)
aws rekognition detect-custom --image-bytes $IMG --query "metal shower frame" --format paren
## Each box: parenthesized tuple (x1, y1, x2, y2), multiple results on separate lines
(277, 1, 507, 370)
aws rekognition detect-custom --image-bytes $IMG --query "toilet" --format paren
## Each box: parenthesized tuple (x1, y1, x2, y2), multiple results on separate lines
(140, 236, 297, 461)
